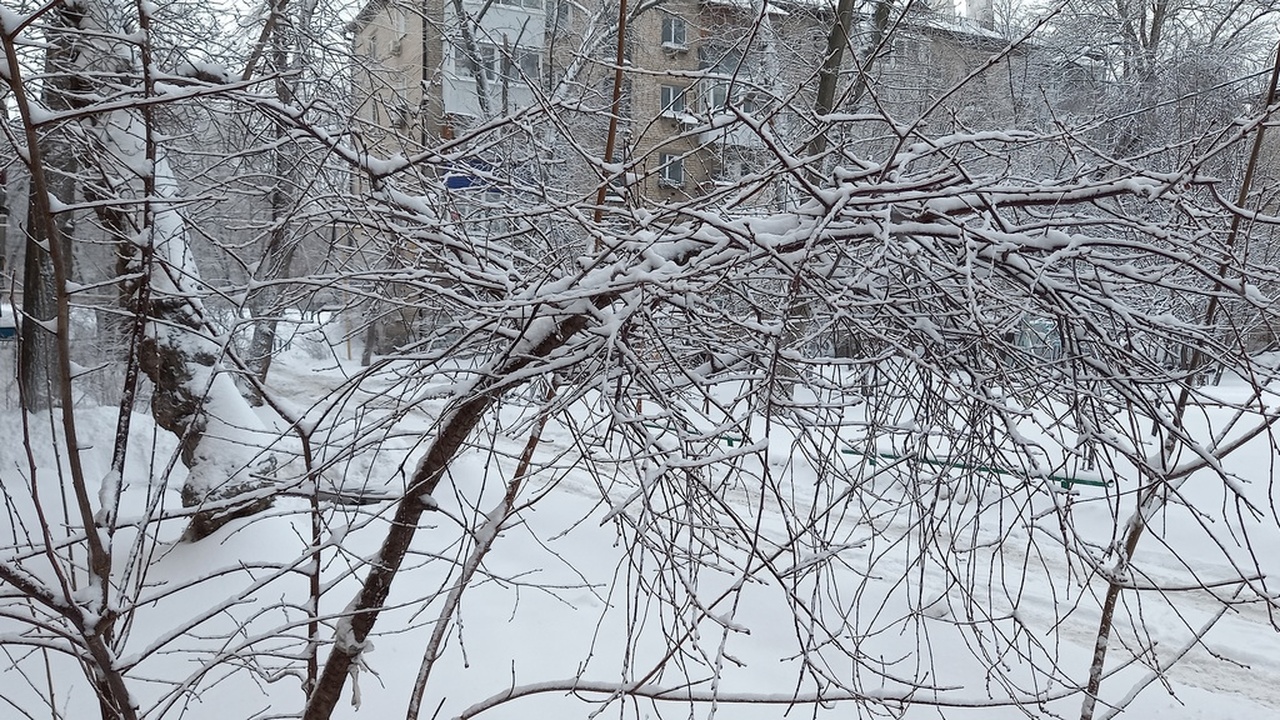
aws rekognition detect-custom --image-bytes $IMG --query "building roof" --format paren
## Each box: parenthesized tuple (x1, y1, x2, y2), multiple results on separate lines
(766, 1, 1012, 45)
(347, 0, 391, 35)
(911, 9, 1008, 43)
(701, 0, 792, 17)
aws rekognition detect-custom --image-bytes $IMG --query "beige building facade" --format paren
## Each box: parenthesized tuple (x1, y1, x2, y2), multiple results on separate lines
(348, 0, 1028, 209)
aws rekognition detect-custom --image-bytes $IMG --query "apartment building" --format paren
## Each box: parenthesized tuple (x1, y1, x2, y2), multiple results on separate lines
(348, 0, 1026, 206)
(345, 0, 1028, 350)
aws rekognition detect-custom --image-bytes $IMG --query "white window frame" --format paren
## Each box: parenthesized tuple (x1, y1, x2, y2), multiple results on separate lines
(715, 158, 752, 185)
(391, 10, 407, 55)
(662, 16, 687, 50)
(659, 153, 685, 188)
(459, 42, 542, 86)
(552, 0, 572, 34)
(660, 84, 686, 117)
(707, 82, 729, 113)
(495, 0, 545, 10)
(706, 81, 759, 115)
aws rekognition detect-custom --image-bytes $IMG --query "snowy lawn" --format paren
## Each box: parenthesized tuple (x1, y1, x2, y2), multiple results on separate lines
(1, 341, 1278, 719)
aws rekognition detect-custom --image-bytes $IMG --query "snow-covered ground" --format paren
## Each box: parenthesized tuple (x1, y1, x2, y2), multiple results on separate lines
(1, 335, 1278, 719)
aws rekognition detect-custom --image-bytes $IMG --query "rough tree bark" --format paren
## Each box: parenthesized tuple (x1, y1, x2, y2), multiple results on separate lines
(18, 2, 85, 411)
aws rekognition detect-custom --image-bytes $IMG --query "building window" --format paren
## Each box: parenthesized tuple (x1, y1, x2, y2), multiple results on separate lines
(706, 82, 759, 114)
(458, 45, 479, 75)
(716, 158, 752, 184)
(708, 83, 728, 112)
(509, 46, 542, 84)
(601, 153, 628, 201)
(660, 84, 686, 116)
(659, 153, 684, 188)
(494, 0, 545, 9)
(661, 16, 687, 49)
(459, 42, 542, 86)
(552, 0, 572, 34)
(700, 46, 744, 75)
(391, 10, 406, 54)
(888, 35, 929, 69)
(367, 30, 379, 60)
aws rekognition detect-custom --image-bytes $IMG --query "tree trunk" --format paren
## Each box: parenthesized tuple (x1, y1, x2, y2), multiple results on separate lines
(18, 194, 71, 410)
(65, 0, 279, 540)
(113, 133, 277, 540)
(139, 293, 276, 540)
(244, 0, 303, 396)
(243, 137, 300, 397)
(19, 3, 85, 411)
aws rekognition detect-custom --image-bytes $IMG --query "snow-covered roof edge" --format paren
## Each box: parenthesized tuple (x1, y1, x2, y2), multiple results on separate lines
(701, 0, 792, 17)
(347, 0, 391, 35)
